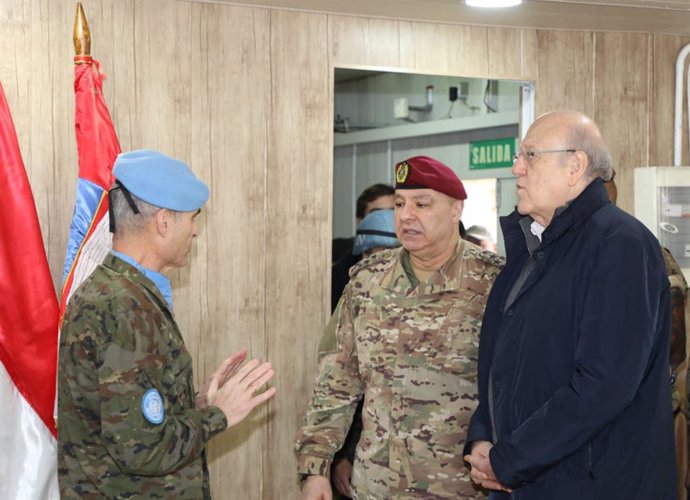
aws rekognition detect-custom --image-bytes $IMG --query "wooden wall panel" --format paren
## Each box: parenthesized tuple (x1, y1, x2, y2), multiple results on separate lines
(534, 30, 595, 117)
(458, 25, 491, 76)
(105, 0, 137, 146)
(593, 32, 650, 213)
(407, 23, 481, 75)
(401, 22, 526, 79)
(519, 28, 539, 81)
(265, 9, 332, 500)
(398, 21, 416, 69)
(188, 4, 273, 498)
(25, 0, 76, 288)
(0, 1, 30, 151)
(128, 0, 192, 153)
(486, 26, 523, 80)
(329, 15, 405, 68)
(330, 16, 515, 77)
(2, 1, 690, 499)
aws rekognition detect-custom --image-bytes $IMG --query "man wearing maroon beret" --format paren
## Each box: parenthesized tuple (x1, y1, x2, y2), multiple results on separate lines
(297, 155, 504, 499)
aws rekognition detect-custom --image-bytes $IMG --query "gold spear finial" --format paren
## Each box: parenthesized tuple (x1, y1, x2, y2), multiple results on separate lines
(73, 2, 91, 57)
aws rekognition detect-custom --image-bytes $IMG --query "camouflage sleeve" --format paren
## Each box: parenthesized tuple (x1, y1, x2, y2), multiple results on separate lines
(333, 400, 363, 464)
(295, 286, 363, 477)
(317, 298, 343, 360)
(670, 283, 687, 373)
(663, 247, 688, 413)
(98, 319, 227, 476)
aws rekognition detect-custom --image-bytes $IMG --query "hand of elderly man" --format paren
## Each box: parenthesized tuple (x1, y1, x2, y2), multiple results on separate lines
(207, 353, 276, 428)
(464, 441, 512, 493)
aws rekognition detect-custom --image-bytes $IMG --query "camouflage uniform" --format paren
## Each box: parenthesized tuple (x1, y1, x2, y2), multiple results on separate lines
(296, 240, 503, 499)
(663, 247, 690, 500)
(58, 254, 227, 499)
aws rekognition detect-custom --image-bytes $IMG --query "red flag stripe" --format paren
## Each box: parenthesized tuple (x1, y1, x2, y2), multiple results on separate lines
(60, 56, 120, 315)
(0, 82, 59, 437)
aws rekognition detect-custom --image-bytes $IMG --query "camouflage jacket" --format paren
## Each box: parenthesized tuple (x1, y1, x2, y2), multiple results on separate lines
(663, 247, 689, 414)
(296, 240, 503, 499)
(58, 254, 227, 499)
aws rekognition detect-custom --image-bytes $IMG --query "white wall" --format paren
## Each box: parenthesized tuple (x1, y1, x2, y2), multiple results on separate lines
(335, 72, 521, 127)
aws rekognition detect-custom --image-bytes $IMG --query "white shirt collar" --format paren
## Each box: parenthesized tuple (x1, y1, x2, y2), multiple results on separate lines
(530, 220, 546, 241)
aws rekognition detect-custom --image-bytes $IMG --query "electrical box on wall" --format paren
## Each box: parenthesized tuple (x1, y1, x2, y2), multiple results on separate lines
(634, 166, 690, 282)
(394, 98, 409, 119)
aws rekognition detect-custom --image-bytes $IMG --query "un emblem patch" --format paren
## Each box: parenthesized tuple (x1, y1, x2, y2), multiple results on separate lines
(142, 388, 165, 425)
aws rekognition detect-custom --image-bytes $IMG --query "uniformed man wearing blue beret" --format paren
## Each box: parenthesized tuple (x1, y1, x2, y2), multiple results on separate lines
(57, 150, 277, 499)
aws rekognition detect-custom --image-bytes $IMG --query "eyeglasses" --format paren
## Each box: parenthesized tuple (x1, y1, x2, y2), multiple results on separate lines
(512, 148, 577, 164)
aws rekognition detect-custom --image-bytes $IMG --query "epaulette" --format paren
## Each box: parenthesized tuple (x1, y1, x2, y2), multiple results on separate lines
(348, 247, 400, 281)
(464, 242, 506, 270)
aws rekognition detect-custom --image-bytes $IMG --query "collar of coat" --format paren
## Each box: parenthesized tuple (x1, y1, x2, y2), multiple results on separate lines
(501, 177, 610, 261)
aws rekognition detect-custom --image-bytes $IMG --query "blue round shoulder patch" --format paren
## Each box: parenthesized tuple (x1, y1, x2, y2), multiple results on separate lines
(141, 388, 165, 425)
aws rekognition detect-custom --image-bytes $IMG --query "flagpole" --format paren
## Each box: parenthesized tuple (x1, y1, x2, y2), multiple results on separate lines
(55, 0, 91, 431)
(60, 2, 120, 317)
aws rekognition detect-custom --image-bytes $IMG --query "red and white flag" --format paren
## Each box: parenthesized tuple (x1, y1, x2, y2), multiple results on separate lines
(0, 82, 59, 498)
(59, 56, 119, 317)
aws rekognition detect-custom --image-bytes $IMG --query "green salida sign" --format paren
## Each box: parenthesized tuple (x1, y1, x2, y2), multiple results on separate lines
(469, 138, 516, 170)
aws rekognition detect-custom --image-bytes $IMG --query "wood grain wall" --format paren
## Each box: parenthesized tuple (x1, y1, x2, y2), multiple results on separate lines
(1, 0, 688, 497)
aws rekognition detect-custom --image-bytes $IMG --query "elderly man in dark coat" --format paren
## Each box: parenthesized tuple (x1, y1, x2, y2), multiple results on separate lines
(464, 111, 676, 500)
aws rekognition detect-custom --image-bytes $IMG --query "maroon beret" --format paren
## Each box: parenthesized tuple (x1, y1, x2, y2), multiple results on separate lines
(394, 156, 467, 200)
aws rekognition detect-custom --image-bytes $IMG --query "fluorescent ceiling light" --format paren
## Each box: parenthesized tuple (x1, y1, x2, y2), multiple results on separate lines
(465, 0, 522, 7)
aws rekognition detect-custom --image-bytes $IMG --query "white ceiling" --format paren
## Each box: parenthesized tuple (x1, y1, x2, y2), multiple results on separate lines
(201, 0, 690, 35)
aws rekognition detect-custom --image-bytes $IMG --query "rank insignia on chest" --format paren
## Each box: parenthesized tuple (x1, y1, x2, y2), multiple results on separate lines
(142, 388, 165, 424)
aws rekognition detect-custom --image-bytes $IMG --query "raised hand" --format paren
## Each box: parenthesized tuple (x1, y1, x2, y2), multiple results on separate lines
(197, 348, 249, 408)
(208, 356, 277, 428)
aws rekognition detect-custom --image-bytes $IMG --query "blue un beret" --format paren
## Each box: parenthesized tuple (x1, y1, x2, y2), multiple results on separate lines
(113, 150, 209, 211)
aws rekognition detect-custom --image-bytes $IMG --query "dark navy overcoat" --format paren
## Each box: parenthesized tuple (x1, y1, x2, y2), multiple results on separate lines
(466, 179, 677, 500)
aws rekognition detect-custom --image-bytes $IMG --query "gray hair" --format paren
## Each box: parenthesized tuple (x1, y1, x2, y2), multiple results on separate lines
(569, 118, 613, 182)
(110, 187, 161, 234)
